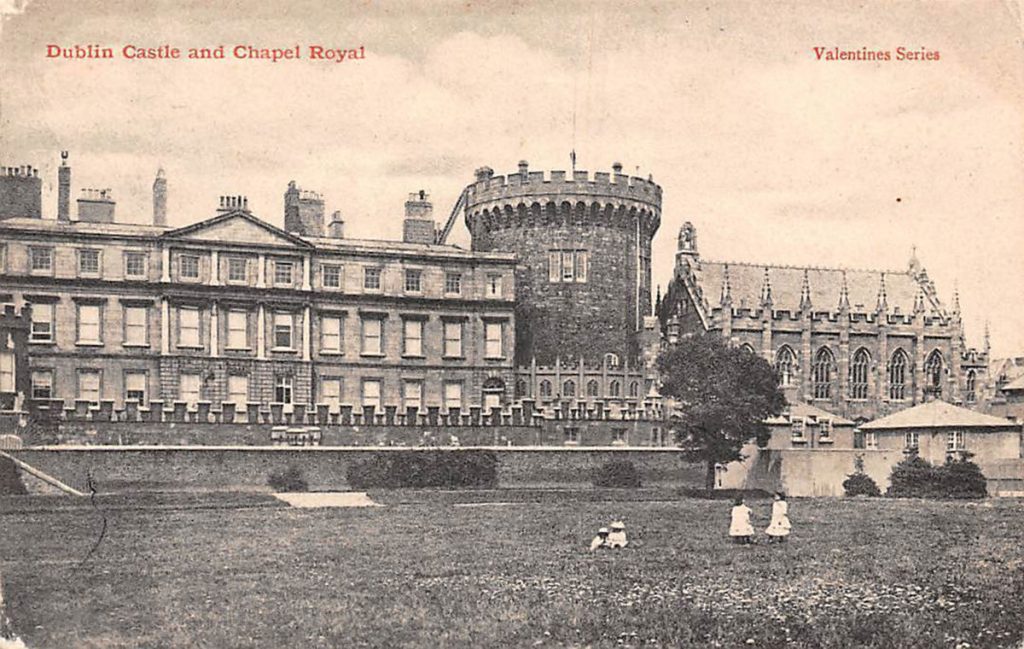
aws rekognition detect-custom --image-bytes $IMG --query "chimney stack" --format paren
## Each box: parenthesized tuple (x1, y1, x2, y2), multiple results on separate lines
(77, 188, 116, 223)
(284, 181, 325, 237)
(0, 161, 42, 220)
(57, 151, 71, 222)
(152, 168, 167, 226)
(403, 189, 436, 244)
(327, 210, 345, 238)
(216, 195, 250, 214)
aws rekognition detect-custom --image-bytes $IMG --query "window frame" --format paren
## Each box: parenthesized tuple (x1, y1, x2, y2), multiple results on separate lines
(320, 314, 343, 354)
(76, 369, 102, 405)
(78, 248, 101, 276)
(486, 273, 502, 297)
(177, 306, 201, 348)
(360, 316, 384, 357)
(484, 320, 504, 359)
(443, 320, 463, 358)
(0, 351, 14, 392)
(320, 376, 342, 410)
(322, 263, 342, 289)
(227, 375, 249, 406)
(361, 378, 382, 409)
(123, 305, 148, 347)
(226, 310, 248, 350)
(274, 375, 293, 404)
(124, 370, 147, 405)
(76, 303, 103, 345)
(272, 259, 294, 287)
(179, 373, 201, 405)
(403, 379, 423, 411)
(29, 302, 55, 343)
(30, 369, 53, 400)
(404, 268, 422, 294)
(444, 272, 462, 295)
(226, 257, 248, 284)
(179, 253, 200, 281)
(443, 380, 463, 411)
(272, 312, 295, 351)
(363, 266, 382, 292)
(29, 246, 54, 275)
(402, 318, 424, 357)
(124, 251, 147, 279)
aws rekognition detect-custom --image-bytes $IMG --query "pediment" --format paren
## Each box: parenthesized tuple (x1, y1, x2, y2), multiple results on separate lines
(162, 211, 312, 249)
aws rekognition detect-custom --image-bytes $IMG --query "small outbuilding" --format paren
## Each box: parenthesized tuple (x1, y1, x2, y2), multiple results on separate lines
(858, 400, 1021, 466)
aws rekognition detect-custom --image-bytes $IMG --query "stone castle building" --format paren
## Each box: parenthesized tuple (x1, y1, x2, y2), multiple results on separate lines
(658, 222, 989, 422)
(463, 162, 661, 416)
(0, 154, 520, 420)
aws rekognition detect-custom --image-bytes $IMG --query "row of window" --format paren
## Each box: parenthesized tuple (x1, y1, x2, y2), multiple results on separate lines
(27, 302, 506, 359)
(534, 378, 643, 399)
(790, 418, 833, 443)
(28, 369, 477, 412)
(2, 245, 507, 298)
(772, 346, 976, 403)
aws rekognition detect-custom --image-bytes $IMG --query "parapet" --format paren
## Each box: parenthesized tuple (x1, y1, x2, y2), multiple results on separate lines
(464, 163, 663, 212)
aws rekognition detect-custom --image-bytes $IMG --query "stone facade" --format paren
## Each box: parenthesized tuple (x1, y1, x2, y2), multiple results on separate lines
(465, 162, 660, 366)
(658, 222, 989, 422)
(0, 158, 519, 418)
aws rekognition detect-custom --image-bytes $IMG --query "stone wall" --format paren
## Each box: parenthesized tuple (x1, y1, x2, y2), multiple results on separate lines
(10, 447, 695, 493)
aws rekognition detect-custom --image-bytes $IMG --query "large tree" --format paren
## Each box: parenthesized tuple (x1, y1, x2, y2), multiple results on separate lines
(658, 333, 787, 491)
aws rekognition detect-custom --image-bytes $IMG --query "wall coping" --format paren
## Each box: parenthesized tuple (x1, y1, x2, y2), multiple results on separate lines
(22, 444, 685, 453)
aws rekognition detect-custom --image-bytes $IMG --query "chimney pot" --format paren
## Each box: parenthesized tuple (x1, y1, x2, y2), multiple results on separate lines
(612, 162, 623, 173)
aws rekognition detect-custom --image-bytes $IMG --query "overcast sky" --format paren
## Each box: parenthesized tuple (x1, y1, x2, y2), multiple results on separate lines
(1, 0, 1022, 356)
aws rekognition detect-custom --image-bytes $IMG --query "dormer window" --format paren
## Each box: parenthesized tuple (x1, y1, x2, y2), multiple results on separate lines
(791, 417, 806, 443)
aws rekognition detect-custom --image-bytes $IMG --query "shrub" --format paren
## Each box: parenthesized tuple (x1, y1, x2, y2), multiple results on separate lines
(592, 460, 642, 488)
(346, 451, 498, 489)
(886, 454, 940, 498)
(0, 455, 28, 495)
(886, 452, 988, 499)
(940, 455, 987, 499)
(267, 465, 308, 492)
(842, 472, 881, 497)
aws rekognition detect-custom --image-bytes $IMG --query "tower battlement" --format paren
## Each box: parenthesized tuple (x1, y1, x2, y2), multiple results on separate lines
(464, 164, 662, 214)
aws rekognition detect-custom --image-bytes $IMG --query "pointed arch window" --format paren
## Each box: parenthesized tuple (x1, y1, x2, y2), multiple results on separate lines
(812, 347, 835, 400)
(740, 343, 757, 356)
(889, 349, 909, 401)
(609, 380, 621, 397)
(539, 380, 552, 398)
(562, 380, 576, 397)
(925, 350, 943, 395)
(628, 381, 640, 398)
(775, 346, 796, 387)
(849, 348, 870, 400)
(586, 379, 600, 397)
(965, 370, 977, 403)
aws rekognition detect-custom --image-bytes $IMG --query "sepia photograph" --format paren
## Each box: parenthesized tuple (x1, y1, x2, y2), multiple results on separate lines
(0, 1, 1022, 647)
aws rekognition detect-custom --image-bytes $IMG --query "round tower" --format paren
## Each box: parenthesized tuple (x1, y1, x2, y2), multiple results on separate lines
(464, 161, 661, 365)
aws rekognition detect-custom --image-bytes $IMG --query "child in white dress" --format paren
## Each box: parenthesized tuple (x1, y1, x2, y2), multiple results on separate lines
(765, 492, 791, 543)
(589, 527, 610, 551)
(729, 497, 754, 544)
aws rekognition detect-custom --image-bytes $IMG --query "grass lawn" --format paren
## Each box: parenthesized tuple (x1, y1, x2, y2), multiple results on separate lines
(1, 492, 1023, 649)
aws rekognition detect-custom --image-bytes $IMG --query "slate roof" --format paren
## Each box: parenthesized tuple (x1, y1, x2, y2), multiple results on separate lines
(696, 261, 942, 316)
(859, 400, 1019, 430)
(1001, 375, 1024, 393)
(766, 402, 855, 426)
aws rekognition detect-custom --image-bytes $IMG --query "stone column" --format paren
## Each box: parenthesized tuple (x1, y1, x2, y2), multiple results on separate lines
(210, 250, 220, 286)
(257, 304, 266, 360)
(303, 255, 312, 291)
(210, 302, 219, 357)
(914, 330, 925, 404)
(256, 254, 266, 288)
(801, 314, 813, 403)
(161, 247, 171, 282)
(161, 298, 170, 355)
(303, 306, 312, 361)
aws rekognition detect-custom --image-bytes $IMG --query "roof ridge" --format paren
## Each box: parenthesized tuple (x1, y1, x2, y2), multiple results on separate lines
(701, 259, 908, 275)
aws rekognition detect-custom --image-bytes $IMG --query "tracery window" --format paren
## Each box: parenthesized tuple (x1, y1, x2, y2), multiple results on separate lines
(812, 347, 834, 399)
(849, 348, 870, 400)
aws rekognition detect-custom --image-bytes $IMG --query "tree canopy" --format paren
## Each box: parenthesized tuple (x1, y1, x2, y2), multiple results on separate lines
(658, 333, 787, 490)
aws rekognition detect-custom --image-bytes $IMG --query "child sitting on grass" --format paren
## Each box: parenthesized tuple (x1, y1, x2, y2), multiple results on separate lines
(729, 497, 754, 545)
(607, 521, 628, 548)
(589, 527, 610, 551)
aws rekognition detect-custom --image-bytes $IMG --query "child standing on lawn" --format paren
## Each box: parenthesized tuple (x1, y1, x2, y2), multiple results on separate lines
(765, 491, 791, 543)
(729, 497, 754, 544)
